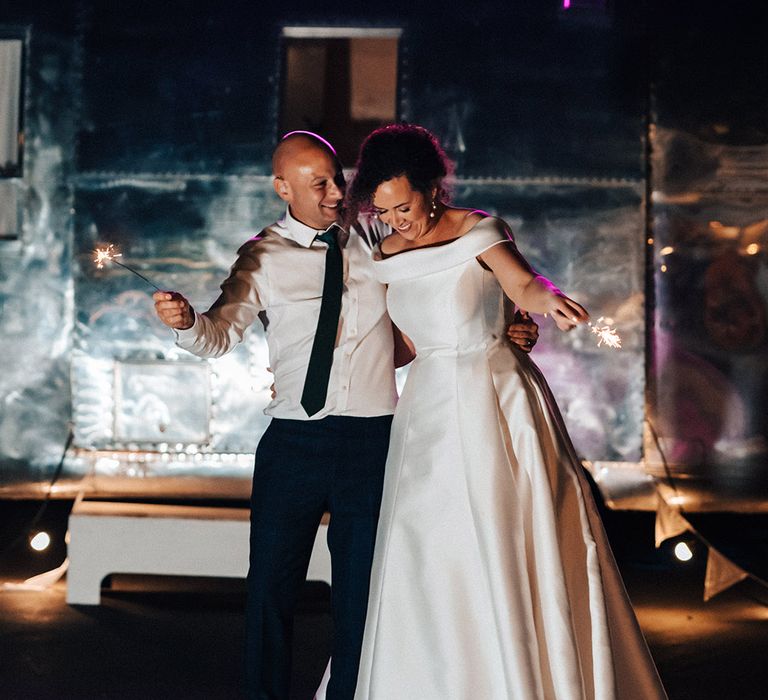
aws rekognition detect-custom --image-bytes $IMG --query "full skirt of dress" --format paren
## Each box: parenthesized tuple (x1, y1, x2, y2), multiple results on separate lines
(354, 341, 665, 699)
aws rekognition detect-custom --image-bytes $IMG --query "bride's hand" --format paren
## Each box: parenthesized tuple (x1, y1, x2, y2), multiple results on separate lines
(548, 295, 589, 332)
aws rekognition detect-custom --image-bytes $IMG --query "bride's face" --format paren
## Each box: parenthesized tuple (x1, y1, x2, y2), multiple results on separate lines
(372, 176, 434, 241)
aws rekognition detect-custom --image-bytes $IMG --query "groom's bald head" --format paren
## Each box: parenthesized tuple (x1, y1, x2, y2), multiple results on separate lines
(272, 131, 339, 177)
(272, 131, 345, 229)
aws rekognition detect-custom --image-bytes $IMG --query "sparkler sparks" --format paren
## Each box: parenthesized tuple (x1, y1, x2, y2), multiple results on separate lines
(541, 311, 623, 349)
(92, 245, 162, 291)
(588, 317, 622, 349)
(93, 244, 121, 269)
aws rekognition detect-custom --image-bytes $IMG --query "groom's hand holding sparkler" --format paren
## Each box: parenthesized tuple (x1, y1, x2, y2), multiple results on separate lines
(153, 291, 195, 330)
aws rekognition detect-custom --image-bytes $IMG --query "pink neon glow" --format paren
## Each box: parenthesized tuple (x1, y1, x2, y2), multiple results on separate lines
(281, 130, 337, 155)
(563, 0, 571, 8)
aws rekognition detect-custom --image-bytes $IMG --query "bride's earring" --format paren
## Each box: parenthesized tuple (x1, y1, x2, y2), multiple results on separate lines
(429, 199, 437, 219)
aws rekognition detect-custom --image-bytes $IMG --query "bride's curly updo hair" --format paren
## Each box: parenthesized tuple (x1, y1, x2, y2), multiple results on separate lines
(345, 123, 454, 226)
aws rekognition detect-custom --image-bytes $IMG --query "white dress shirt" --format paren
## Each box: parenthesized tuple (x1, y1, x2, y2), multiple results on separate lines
(175, 207, 397, 420)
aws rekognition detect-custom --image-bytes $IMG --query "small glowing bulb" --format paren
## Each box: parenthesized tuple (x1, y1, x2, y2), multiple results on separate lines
(647, 237, 654, 245)
(660, 246, 674, 256)
(674, 541, 693, 562)
(660, 264, 668, 273)
(30, 531, 51, 552)
(746, 243, 759, 255)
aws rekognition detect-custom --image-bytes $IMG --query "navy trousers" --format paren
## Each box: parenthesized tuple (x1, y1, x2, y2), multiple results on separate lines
(245, 414, 392, 700)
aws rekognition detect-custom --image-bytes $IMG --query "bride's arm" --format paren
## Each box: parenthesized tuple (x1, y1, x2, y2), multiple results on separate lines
(478, 243, 589, 331)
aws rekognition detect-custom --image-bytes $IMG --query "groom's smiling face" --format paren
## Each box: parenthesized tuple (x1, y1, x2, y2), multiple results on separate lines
(274, 145, 346, 230)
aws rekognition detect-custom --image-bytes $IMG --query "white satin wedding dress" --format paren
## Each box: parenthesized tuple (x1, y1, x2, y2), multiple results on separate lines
(319, 216, 666, 700)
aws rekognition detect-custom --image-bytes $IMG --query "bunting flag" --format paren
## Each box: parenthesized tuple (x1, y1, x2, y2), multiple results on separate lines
(704, 548, 748, 602)
(654, 493, 690, 547)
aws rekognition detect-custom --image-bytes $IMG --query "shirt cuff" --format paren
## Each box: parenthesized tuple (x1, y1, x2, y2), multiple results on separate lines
(173, 312, 201, 347)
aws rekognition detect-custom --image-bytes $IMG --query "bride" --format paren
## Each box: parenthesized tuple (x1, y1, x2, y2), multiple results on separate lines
(320, 123, 666, 699)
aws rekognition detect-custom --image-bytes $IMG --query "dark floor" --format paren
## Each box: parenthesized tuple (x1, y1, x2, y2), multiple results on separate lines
(1, 503, 768, 699)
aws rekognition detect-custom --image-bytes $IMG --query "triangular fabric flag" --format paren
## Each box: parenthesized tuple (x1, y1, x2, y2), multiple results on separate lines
(704, 547, 748, 602)
(655, 493, 690, 547)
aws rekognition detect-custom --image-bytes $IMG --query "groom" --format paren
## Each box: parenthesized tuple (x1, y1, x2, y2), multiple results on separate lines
(153, 131, 539, 699)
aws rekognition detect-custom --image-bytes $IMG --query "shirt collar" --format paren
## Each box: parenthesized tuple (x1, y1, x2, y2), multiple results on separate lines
(279, 206, 348, 248)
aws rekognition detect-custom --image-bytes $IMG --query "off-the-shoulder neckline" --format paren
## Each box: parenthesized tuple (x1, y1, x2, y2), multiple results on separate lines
(374, 215, 503, 261)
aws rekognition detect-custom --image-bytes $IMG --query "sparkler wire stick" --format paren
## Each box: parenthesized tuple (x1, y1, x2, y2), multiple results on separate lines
(111, 259, 163, 292)
(93, 245, 163, 292)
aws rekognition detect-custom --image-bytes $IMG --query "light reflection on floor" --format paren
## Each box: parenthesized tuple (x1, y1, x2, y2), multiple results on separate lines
(0, 566, 767, 699)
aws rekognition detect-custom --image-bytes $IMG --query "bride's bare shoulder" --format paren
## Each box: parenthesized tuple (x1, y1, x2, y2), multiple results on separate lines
(380, 231, 406, 255)
(448, 207, 490, 236)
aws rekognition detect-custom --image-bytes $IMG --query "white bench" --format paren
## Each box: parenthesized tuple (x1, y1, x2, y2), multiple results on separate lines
(66, 500, 331, 605)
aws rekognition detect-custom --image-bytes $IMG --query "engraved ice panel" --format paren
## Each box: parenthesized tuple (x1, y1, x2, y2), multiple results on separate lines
(113, 360, 210, 445)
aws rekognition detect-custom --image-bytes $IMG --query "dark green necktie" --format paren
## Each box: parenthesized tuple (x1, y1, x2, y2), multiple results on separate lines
(300, 226, 343, 416)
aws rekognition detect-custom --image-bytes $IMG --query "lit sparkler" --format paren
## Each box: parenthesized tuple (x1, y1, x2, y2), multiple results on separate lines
(588, 317, 622, 349)
(92, 245, 162, 292)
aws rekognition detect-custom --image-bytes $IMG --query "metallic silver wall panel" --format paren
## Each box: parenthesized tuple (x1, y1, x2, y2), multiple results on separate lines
(0, 14, 79, 489)
(636, 1, 768, 512)
(71, 178, 283, 463)
(0, 180, 22, 237)
(647, 186, 768, 508)
(652, 127, 768, 197)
